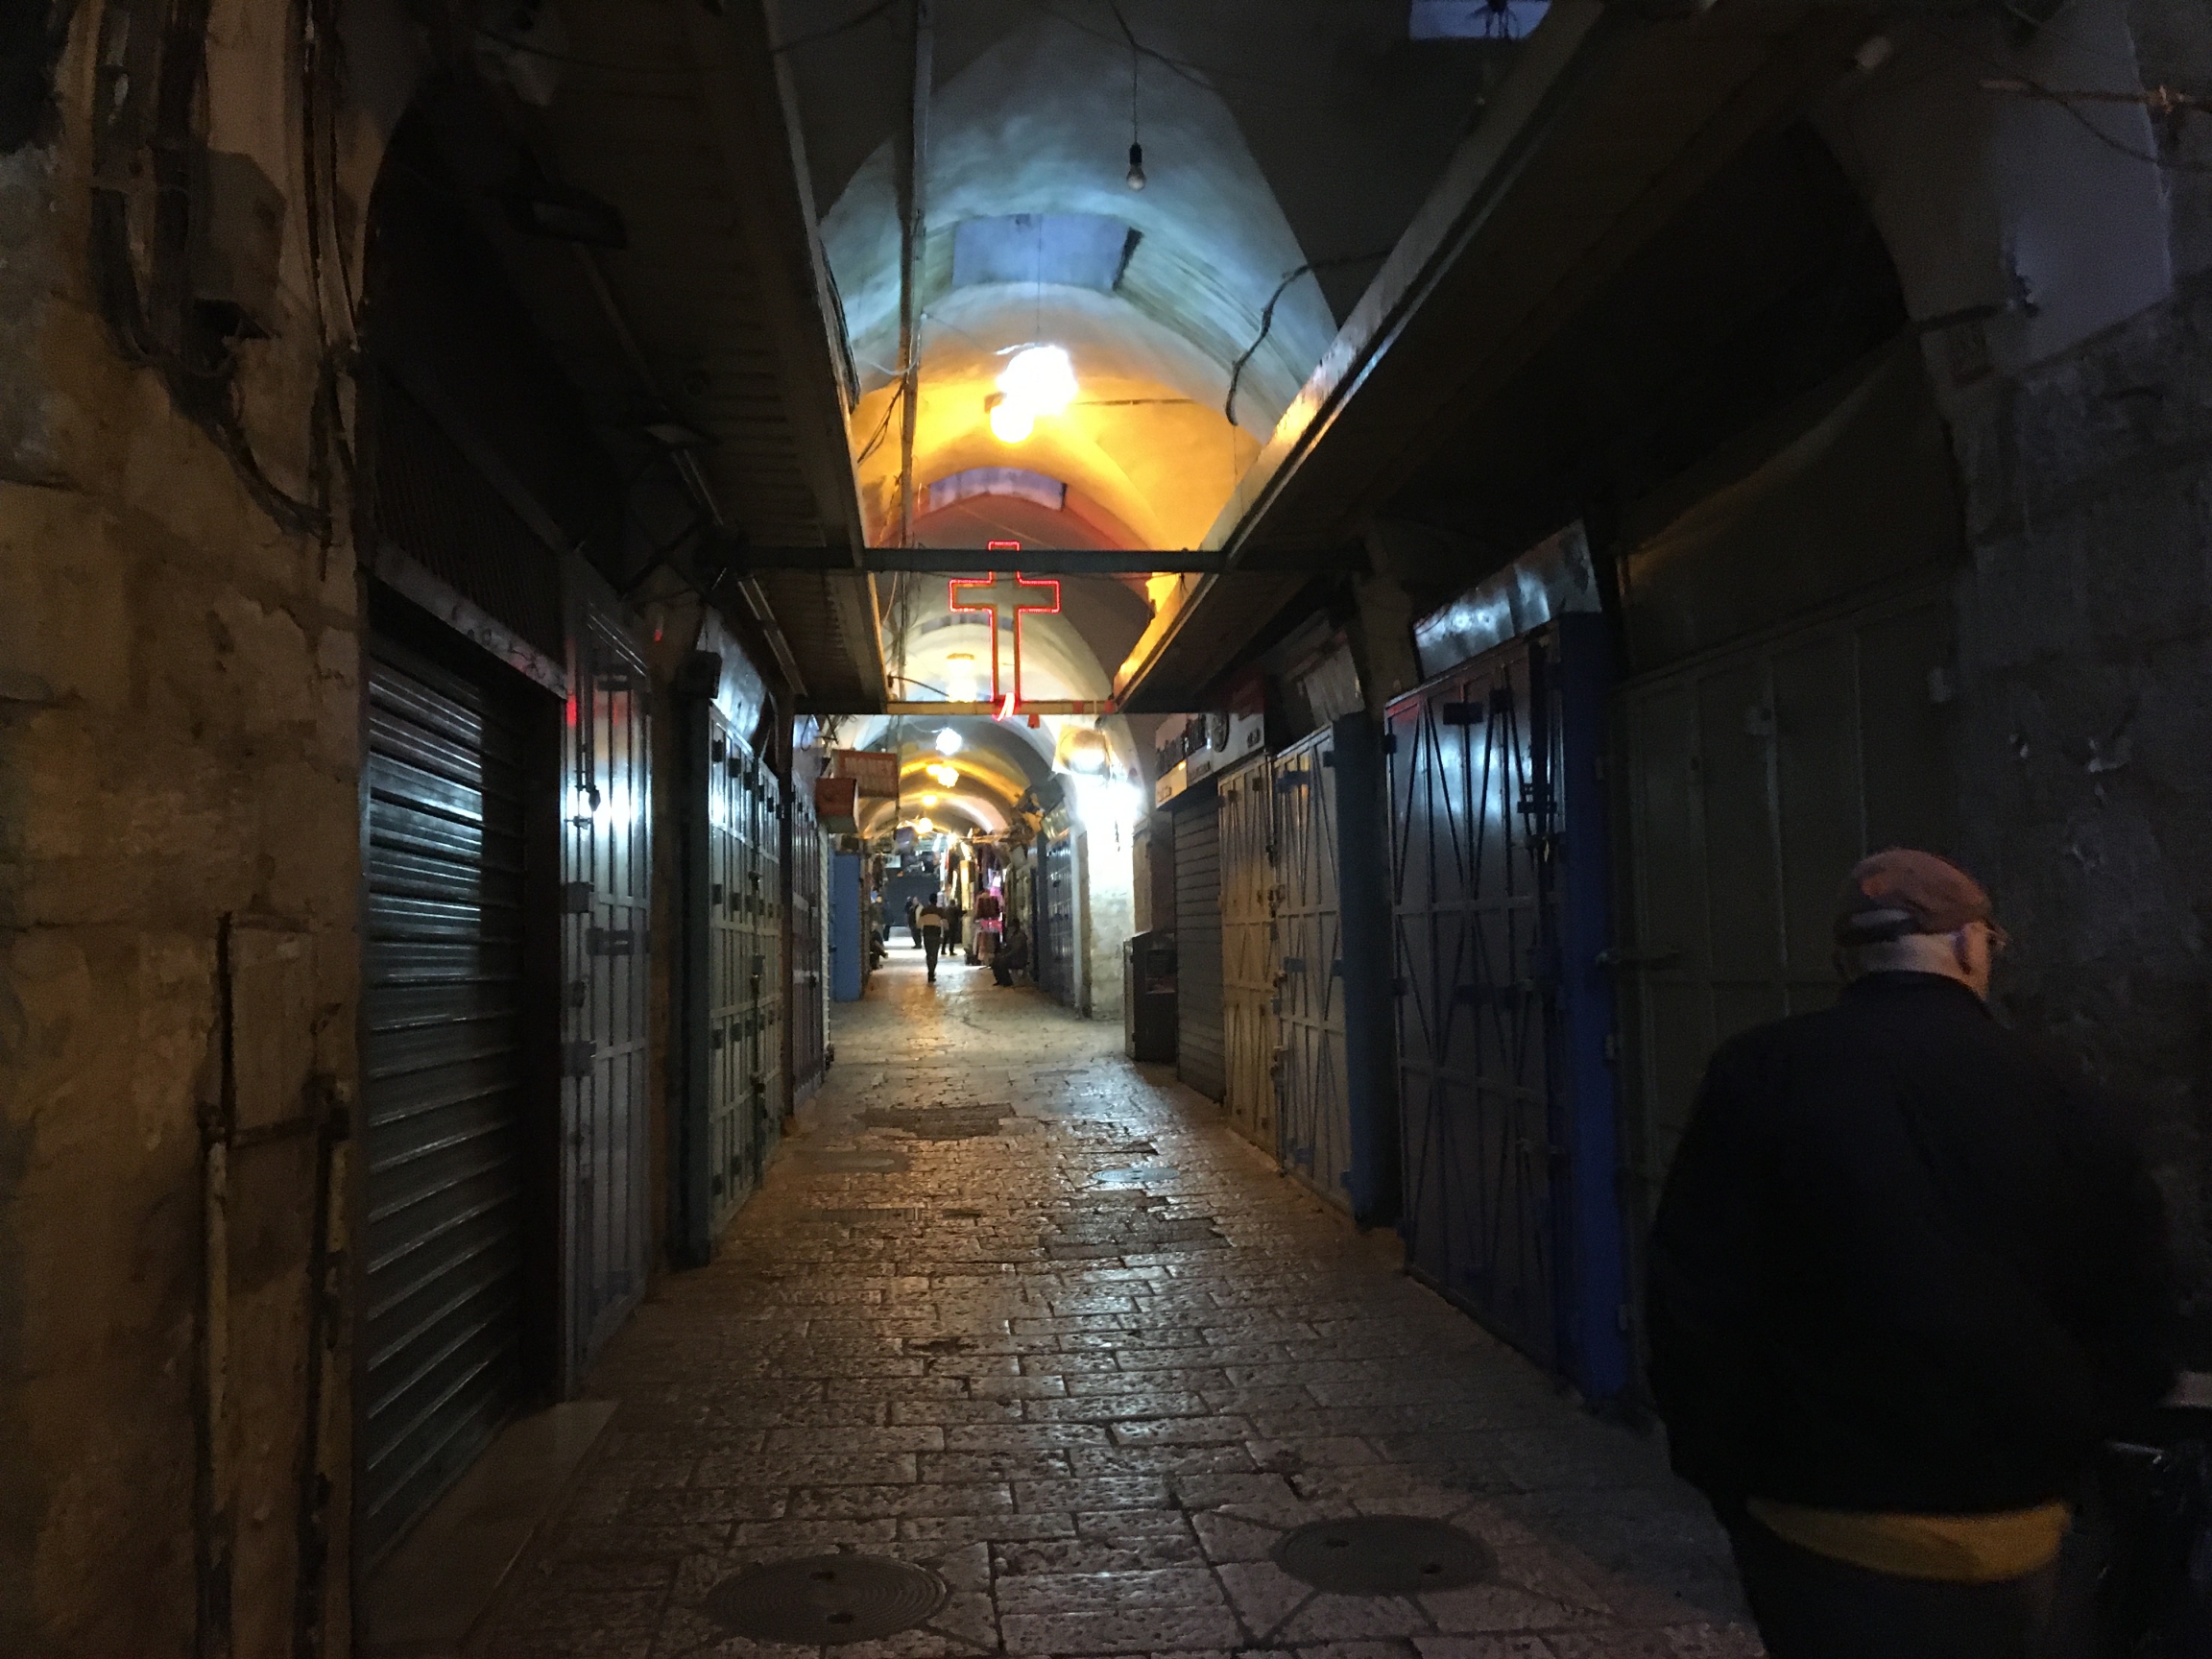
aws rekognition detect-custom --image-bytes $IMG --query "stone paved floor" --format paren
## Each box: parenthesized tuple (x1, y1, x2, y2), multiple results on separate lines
(472, 942, 1760, 1659)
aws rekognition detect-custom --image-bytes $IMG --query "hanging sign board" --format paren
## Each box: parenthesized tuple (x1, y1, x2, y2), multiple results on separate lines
(832, 749, 901, 798)
(813, 776, 858, 831)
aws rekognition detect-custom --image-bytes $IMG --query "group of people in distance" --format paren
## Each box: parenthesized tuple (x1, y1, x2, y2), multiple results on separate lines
(902, 888, 1026, 988)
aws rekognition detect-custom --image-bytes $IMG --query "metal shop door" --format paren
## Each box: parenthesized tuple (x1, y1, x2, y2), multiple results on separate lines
(561, 612, 652, 1391)
(1041, 807, 1078, 1005)
(830, 850, 867, 1001)
(1385, 615, 1626, 1398)
(677, 707, 781, 1262)
(1220, 757, 1278, 1153)
(1612, 585, 1955, 1256)
(748, 757, 785, 1203)
(1271, 718, 1400, 1222)
(1171, 790, 1226, 1101)
(789, 782, 828, 1102)
(358, 630, 535, 1562)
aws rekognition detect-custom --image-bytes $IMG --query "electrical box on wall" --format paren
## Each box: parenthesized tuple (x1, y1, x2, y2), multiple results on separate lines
(1153, 709, 1266, 805)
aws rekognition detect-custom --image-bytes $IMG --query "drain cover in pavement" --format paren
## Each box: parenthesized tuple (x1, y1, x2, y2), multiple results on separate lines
(703, 1553, 949, 1644)
(1273, 1516, 1495, 1595)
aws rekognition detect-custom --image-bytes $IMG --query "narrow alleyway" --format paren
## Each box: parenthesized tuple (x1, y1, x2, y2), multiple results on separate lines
(469, 944, 1755, 1659)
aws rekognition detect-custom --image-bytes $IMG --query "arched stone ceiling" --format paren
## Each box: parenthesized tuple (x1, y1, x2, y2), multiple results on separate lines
(784, 0, 1499, 716)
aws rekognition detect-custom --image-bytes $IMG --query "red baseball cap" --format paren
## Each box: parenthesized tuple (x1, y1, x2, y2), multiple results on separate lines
(1834, 849, 1994, 945)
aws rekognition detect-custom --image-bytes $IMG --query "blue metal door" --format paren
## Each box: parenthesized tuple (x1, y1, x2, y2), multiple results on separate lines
(1384, 615, 1626, 1398)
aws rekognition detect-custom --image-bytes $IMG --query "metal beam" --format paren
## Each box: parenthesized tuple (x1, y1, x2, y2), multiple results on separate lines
(884, 700, 1118, 716)
(727, 547, 1365, 575)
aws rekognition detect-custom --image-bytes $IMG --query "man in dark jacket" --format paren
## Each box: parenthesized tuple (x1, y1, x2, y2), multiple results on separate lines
(1647, 849, 2176, 1659)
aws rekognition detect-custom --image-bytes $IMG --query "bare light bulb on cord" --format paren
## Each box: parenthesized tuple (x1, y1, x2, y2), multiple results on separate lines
(1125, 141, 1145, 190)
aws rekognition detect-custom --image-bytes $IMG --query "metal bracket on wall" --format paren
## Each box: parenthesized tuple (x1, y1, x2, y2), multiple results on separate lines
(564, 1040, 596, 1078)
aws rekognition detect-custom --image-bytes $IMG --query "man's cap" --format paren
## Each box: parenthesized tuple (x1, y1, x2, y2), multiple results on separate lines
(1834, 849, 1993, 945)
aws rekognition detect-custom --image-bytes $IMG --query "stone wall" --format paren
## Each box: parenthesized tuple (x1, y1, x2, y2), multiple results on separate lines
(1950, 270, 2212, 1342)
(1, 1, 374, 1651)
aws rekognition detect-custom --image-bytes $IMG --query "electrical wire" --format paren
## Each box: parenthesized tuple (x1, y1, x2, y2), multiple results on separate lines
(1921, 23, 2212, 175)
(1222, 251, 1390, 426)
(854, 379, 905, 465)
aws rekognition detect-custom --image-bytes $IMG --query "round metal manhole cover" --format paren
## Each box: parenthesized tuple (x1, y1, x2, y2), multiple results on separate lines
(1272, 1516, 1495, 1596)
(703, 1553, 950, 1644)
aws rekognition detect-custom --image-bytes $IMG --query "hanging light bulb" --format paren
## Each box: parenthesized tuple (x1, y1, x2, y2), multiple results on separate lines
(934, 728, 963, 756)
(999, 346, 1077, 417)
(986, 392, 1034, 445)
(1125, 141, 1145, 190)
(922, 793, 939, 807)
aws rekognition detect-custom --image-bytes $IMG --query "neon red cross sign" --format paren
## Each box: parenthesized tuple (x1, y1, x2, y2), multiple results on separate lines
(948, 570, 1061, 715)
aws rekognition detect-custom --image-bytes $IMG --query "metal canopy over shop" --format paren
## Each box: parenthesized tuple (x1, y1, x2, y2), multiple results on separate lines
(1117, 0, 1883, 711)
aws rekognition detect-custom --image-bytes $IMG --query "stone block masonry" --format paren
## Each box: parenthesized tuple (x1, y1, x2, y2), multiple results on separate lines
(1949, 270, 2212, 1336)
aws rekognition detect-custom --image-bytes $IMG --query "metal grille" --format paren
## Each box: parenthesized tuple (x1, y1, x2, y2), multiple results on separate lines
(358, 632, 530, 1562)
(562, 612, 653, 1390)
(1220, 757, 1278, 1153)
(1171, 795, 1225, 1101)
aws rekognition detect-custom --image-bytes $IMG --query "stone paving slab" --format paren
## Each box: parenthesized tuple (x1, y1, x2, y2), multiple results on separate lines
(469, 946, 1758, 1659)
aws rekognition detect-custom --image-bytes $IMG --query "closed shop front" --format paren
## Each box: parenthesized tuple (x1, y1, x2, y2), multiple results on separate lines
(1039, 804, 1079, 1006)
(1385, 616, 1626, 1401)
(1219, 757, 1277, 1153)
(561, 612, 653, 1389)
(358, 624, 545, 1563)
(789, 777, 829, 1103)
(1170, 788, 1225, 1101)
(1611, 582, 1956, 1261)
(1271, 718, 1399, 1222)
(674, 644, 786, 1262)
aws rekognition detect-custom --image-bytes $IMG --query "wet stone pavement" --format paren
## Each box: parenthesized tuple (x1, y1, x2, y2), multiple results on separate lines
(473, 942, 1761, 1659)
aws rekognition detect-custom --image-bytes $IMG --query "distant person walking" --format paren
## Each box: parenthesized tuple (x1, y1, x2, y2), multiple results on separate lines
(1647, 849, 2177, 1659)
(991, 918, 1029, 988)
(904, 895, 921, 949)
(918, 894, 947, 984)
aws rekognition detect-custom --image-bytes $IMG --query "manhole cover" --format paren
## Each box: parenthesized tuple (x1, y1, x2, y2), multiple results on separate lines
(1272, 1516, 1495, 1596)
(703, 1553, 950, 1644)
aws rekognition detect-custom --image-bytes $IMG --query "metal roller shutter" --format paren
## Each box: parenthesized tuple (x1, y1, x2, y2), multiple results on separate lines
(358, 633, 530, 1562)
(1172, 797, 1225, 1101)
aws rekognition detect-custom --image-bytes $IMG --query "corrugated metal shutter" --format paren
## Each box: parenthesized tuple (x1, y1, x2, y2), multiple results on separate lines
(359, 632, 529, 1563)
(1172, 797, 1225, 1101)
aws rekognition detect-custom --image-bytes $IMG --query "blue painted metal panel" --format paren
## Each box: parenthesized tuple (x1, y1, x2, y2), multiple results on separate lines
(1384, 615, 1625, 1399)
(830, 852, 867, 1002)
(1333, 715, 1402, 1225)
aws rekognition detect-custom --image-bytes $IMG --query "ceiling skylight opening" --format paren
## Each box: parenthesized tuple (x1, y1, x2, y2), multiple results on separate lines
(1409, 0, 1550, 39)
